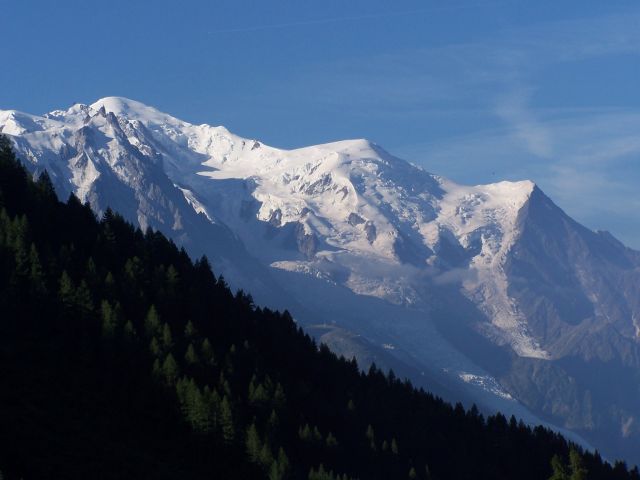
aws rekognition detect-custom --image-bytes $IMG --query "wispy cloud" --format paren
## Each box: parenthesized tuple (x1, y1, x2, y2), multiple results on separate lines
(206, 3, 504, 35)
(494, 88, 554, 159)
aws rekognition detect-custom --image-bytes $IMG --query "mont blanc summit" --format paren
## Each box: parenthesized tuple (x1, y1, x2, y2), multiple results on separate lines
(3, 97, 640, 462)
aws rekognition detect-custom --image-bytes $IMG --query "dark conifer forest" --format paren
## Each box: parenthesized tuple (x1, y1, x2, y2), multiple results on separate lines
(0, 134, 637, 479)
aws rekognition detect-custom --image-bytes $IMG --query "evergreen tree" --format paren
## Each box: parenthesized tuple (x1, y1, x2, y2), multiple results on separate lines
(246, 423, 261, 463)
(347, 399, 355, 411)
(149, 337, 161, 357)
(266, 409, 279, 442)
(391, 437, 399, 455)
(299, 424, 312, 441)
(569, 448, 588, 480)
(220, 395, 235, 444)
(75, 280, 94, 317)
(259, 442, 273, 469)
(35, 169, 56, 200)
(425, 464, 433, 480)
(185, 343, 199, 365)
(28, 243, 46, 296)
(269, 460, 282, 480)
(100, 300, 117, 338)
(366, 424, 376, 451)
(123, 320, 135, 340)
(58, 270, 75, 312)
(276, 448, 290, 479)
(201, 337, 214, 364)
(85, 257, 99, 288)
(104, 271, 116, 298)
(162, 353, 179, 385)
(144, 305, 161, 337)
(162, 322, 173, 349)
(273, 382, 286, 409)
(549, 455, 570, 480)
(184, 320, 197, 339)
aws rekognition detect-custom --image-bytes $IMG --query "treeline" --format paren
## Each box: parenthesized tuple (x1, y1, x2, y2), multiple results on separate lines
(0, 135, 637, 479)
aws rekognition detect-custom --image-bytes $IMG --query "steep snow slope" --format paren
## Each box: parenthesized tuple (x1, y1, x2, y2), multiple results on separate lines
(3, 97, 640, 461)
(86, 98, 548, 358)
(0, 100, 294, 309)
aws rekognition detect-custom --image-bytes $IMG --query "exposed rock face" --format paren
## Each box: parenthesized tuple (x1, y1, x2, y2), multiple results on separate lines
(3, 97, 640, 462)
(295, 222, 316, 258)
(348, 212, 365, 226)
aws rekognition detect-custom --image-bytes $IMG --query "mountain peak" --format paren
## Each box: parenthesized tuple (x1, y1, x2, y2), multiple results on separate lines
(90, 96, 177, 125)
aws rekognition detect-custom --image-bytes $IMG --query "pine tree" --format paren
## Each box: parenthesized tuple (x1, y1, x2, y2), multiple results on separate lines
(162, 353, 179, 385)
(150, 337, 161, 357)
(35, 169, 56, 200)
(259, 442, 273, 469)
(299, 423, 312, 441)
(269, 460, 282, 480)
(267, 409, 279, 440)
(391, 438, 399, 455)
(276, 448, 289, 479)
(185, 343, 199, 365)
(166, 264, 179, 297)
(184, 320, 197, 339)
(569, 449, 588, 480)
(75, 280, 94, 317)
(85, 257, 99, 288)
(220, 395, 235, 444)
(549, 454, 570, 480)
(273, 382, 286, 409)
(123, 320, 135, 340)
(269, 452, 290, 480)
(408, 467, 417, 479)
(246, 423, 261, 463)
(12, 218, 29, 279)
(144, 305, 161, 337)
(162, 323, 173, 349)
(249, 381, 268, 406)
(104, 271, 116, 298)
(59, 270, 75, 311)
(28, 243, 46, 297)
(366, 424, 376, 451)
(201, 337, 214, 364)
(100, 300, 117, 338)
(186, 381, 212, 433)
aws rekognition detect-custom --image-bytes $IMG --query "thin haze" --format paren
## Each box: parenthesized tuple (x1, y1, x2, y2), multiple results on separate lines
(207, 4, 501, 34)
(1, 0, 639, 247)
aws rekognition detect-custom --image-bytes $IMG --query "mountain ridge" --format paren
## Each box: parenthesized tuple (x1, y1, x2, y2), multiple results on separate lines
(2, 97, 639, 462)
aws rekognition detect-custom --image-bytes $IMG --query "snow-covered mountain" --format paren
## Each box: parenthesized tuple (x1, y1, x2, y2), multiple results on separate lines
(2, 97, 640, 462)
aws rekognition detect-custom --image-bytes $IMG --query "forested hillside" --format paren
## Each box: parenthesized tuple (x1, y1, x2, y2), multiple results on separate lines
(0, 134, 636, 479)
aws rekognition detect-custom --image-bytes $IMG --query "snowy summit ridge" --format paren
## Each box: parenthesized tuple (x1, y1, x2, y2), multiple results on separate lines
(0, 97, 544, 357)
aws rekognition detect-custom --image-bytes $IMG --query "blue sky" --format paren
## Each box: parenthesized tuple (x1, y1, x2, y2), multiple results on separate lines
(3, 0, 640, 247)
